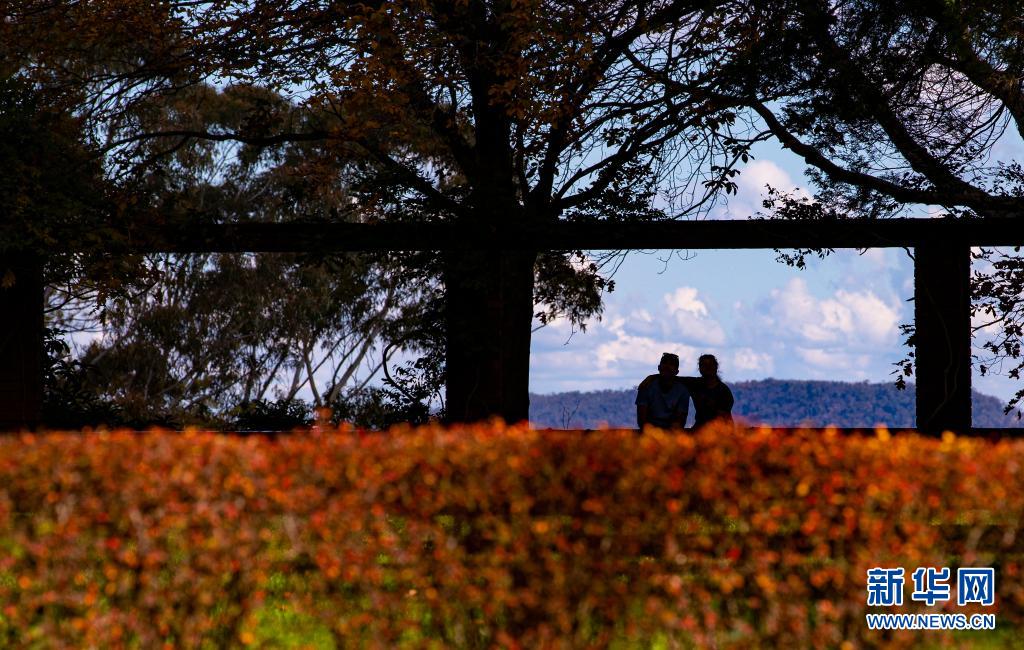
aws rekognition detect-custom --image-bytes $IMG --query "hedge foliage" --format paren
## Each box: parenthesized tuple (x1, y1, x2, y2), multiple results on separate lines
(0, 422, 1020, 648)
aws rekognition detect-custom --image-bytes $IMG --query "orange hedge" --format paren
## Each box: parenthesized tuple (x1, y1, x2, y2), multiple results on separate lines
(0, 422, 1020, 648)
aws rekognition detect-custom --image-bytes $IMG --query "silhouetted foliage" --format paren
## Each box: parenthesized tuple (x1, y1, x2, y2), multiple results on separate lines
(228, 398, 312, 433)
(5, 0, 756, 422)
(735, 0, 1024, 414)
(10, 0, 1024, 422)
(40, 327, 121, 430)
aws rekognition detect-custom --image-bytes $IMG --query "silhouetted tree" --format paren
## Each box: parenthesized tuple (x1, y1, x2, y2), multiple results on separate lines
(6, 0, 755, 423)
(649, 0, 1024, 413)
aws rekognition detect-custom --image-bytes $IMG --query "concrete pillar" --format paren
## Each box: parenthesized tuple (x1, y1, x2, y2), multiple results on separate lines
(914, 241, 971, 433)
(0, 253, 43, 431)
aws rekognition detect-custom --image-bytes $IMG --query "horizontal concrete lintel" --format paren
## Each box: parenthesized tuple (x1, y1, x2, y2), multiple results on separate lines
(42, 218, 1024, 253)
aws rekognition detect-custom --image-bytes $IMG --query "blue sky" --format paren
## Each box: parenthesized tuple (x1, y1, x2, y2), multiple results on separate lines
(529, 143, 1024, 411)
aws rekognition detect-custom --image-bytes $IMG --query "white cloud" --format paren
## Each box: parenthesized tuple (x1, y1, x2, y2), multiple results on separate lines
(530, 298, 707, 392)
(595, 335, 698, 373)
(665, 286, 708, 316)
(972, 309, 1001, 337)
(856, 248, 892, 270)
(663, 287, 727, 345)
(740, 160, 802, 197)
(833, 289, 901, 343)
(625, 307, 661, 338)
(732, 348, 774, 373)
(716, 159, 812, 220)
(795, 347, 872, 379)
(595, 312, 697, 369)
(796, 347, 861, 368)
(530, 313, 583, 352)
(529, 246, 914, 395)
(531, 349, 622, 379)
(534, 272, 903, 392)
(766, 278, 900, 347)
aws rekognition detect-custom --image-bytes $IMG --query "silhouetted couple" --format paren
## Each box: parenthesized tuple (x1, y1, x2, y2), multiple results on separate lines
(635, 352, 734, 430)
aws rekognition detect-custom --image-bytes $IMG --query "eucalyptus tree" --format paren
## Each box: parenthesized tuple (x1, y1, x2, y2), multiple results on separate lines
(51, 83, 434, 426)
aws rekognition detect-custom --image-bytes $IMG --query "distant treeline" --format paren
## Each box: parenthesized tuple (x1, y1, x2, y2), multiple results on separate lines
(529, 379, 1024, 429)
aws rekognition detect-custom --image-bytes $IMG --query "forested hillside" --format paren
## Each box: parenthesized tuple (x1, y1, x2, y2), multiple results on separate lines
(529, 380, 1024, 429)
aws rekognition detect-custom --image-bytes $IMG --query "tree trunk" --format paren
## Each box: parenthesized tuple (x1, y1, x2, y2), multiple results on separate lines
(444, 248, 536, 424)
(0, 252, 44, 431)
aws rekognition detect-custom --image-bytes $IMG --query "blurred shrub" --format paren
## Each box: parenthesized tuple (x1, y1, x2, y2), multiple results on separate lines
(0, 423, 1020, 648)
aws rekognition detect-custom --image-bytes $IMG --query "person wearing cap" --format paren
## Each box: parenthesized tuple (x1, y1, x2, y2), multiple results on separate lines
(635, 353, 690, 430)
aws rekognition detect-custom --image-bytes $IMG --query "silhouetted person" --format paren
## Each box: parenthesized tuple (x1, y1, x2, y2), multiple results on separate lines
(680, 354, 734, 429)
(635, 352, 689, 429)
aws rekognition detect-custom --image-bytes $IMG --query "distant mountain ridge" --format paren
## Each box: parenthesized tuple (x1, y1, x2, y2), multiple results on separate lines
(528, 379, 1024, 429)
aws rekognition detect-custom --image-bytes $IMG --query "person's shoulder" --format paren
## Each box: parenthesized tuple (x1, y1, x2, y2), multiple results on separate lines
(677, 376, 701, 390)
(638, 374, 659, 390)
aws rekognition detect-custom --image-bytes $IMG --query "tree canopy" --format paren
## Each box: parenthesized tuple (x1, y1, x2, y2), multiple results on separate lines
(6, 0, 758, 423)
(725, 0, 1024, 410)
(6, 0, 1024, 421)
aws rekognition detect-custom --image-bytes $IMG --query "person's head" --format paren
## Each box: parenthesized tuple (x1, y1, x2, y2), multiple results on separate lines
(698, 354, 719, 379)
(658, 352, 680, 379)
